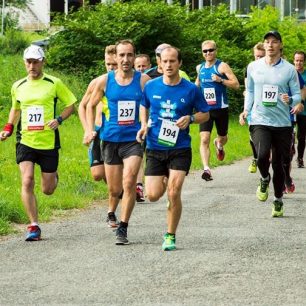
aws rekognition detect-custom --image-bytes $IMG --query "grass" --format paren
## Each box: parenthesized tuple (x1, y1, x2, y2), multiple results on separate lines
(0, 54, 251, 236)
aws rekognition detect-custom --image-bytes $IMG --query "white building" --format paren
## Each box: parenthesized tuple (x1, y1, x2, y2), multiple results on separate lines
(10, 0, 306, 31)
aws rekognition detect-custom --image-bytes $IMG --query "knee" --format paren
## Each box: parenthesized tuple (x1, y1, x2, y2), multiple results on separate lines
(167, 189, 180, 202)
(200, 137, 210, 147)
(108, 188, 121, 199)
(146, 192, 161, 202)
(22, 176, 34, 191)
(42, 186, 55, 195)
(92, 174, 105, 182)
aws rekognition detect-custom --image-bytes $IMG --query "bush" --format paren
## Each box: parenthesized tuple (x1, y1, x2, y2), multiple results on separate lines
(45, 2, 306, 113)
(0, 29, 30, 55)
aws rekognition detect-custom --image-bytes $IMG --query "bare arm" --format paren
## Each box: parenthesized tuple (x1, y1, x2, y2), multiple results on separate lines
(78, 79, 97, 131)
(195, 64, 201, 87)
(176, 111, 209, 130)
(217, 62, 240, 90)
(47, 102, 75, 130)
(136, 105, 149, 143)
(85, 74, 107, 144)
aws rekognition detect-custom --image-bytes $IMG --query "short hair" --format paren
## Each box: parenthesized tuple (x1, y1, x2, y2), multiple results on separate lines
(115, 39, 136, 55)
(135, 54, 151, 63)
(105, 45, 116, 55)
(253, 43, 265, 52)
(160, 46, 182, 63)
(294, 50, 306, 61)
(202, 40, 217, 49)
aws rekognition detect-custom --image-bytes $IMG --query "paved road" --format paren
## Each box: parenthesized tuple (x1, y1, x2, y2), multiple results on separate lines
(1, 158, 306, 305)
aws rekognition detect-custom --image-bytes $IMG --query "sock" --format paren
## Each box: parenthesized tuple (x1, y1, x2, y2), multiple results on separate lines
(204, 166, 210, 171)
(274, 197, 283, 202)
(108, 212, 115, 217)
(31, 222, 39, 227)
(167, 232, 175, 237)
(262, 174, 270, 181)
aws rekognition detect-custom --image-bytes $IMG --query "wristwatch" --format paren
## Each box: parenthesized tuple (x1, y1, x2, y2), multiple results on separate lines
(56, 116, 63, 125)
(190, 115, 195, 124)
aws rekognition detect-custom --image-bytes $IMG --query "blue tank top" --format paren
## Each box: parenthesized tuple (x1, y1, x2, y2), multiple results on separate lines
(199, 59, 228, 110)
(103, 70, 142, 142)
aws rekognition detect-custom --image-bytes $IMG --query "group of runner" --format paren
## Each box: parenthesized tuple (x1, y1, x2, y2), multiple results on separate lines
(1, 31, 305, 250)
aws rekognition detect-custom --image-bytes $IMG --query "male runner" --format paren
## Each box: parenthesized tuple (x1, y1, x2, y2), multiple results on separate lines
(240, 31, 301, 217)
(196, 40, 240, 181)
(79, 45, 122, 227)
(86, 39, 150, 245)
(137, 46, 209, 251)
(0, 45, 76, 240)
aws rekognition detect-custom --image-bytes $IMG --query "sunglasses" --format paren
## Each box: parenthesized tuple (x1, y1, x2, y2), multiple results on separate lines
(202, 48, 216, 54)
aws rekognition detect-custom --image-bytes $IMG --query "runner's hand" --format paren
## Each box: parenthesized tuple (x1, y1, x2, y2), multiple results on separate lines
(239, 111, 248, 126)
(136, 127, 147, 143)
(83, 131, 96, 146)
(176, 115, 190, 130)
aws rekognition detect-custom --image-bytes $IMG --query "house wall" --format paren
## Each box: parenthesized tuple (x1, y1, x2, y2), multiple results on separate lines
(28, 0, 50, 24)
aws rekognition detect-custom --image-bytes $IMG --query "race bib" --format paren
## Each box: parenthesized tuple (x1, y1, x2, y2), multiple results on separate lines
(27, 106, 44, 130)
(262, 85, 278, 107)
(158, 119, 179, 147)
(204, 88, 216, 105)
(118, 101, 136, 125)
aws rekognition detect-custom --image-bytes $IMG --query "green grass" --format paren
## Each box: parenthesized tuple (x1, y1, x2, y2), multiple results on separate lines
(0, 54, 251, 236)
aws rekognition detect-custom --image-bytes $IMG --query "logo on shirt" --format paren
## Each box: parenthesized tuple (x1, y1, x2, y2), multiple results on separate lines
(153, 95, 161, 99)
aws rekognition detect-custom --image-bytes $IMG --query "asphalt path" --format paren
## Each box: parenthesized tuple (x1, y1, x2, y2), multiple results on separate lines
(1, 158, 306, 305)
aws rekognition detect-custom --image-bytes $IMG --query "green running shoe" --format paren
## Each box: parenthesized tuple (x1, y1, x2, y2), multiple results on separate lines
(162, 233, 176, 251)
(256, 177, 270, 201)
(248, 159, 257, 173)
(272, 200, 284, 217)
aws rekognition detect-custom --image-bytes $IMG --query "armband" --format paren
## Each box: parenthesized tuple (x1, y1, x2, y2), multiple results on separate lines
(56, 116, 63, 125)
(3, 123, 14, 136)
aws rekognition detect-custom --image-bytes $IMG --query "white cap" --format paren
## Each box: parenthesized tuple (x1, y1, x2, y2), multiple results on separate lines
(23, 45, 45, 61)
(155, 43, 171, 55)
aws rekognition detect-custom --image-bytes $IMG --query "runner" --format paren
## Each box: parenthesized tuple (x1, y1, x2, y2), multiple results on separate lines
(294, 51, 306, 168)
(137, 46, 209, 251)
(0, 45, 76, 240)
(79, 45, 122, 227)
(243, 43, 266, 174)
(196, 40, 240, 181)
(79, 45, 117, 182)
(240, 31, 301, 217)
(134, 54, 151, 73)
(146, 43, 190, 80)
(86, 39, 150, 245)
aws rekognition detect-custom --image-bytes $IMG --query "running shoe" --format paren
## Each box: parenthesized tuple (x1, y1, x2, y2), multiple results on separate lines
(284, 181, 295, 194)
(162, 233, 176, 251)
(106, 212, 119, 228)
(256, 177, 270, 201)
(25, 225, 41, 241)
(201, 169, 213, 181)
(297, 158, 304, 168)
(213, 138, 225, 161)
(272, 200, 284, 217)
(136, 184, 145, 202)
(115, 226, 129, 245)
(248, 159, 257, 173)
